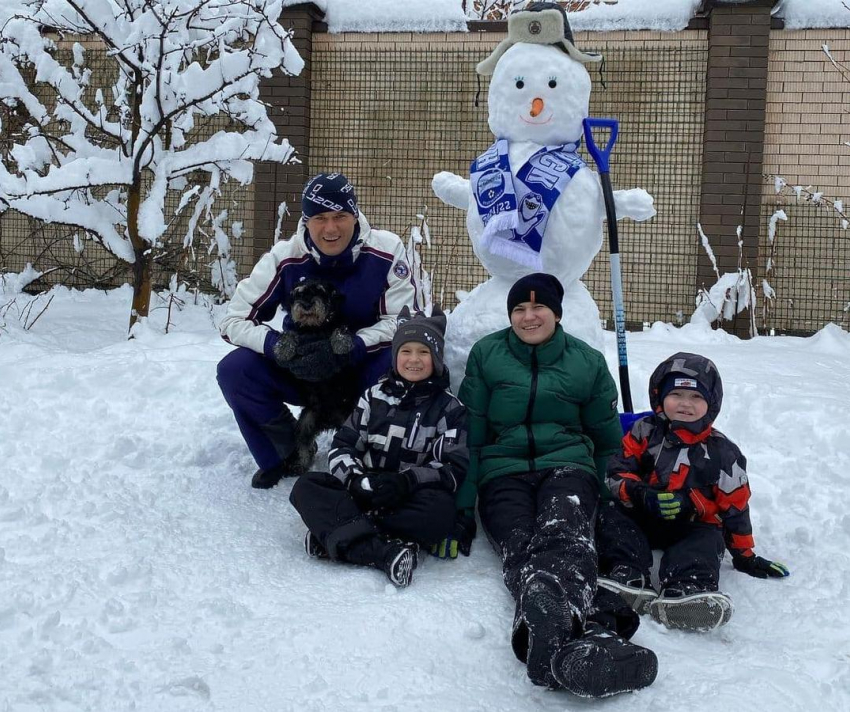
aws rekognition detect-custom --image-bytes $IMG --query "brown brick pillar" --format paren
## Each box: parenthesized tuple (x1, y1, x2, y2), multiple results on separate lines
(252, 2, 324, 263)
(698, 0, 778, 337)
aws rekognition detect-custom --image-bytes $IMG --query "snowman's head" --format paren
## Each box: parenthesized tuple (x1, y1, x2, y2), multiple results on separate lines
(487, 43, 591, 147)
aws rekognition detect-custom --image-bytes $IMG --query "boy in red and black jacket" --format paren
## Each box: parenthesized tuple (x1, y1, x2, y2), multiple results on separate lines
(596, 352, 789, 632)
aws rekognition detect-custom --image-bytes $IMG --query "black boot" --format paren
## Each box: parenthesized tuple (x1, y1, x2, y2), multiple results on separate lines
(343, 536, 418, 588)
(649, 583, 733, 632)
(382, 541, 418, 588)
(598, 564, 657, 615)
(515, 572, 580, 688)
(251, 442, 318, 489)
(551, 622, 658, 698)
(251, 461, 291, 489)
(304, 531, 330, 560)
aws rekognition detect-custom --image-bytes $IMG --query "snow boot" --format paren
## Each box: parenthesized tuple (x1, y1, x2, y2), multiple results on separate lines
(251, 462, 291, 489)
(649, 583, 733, 632)
(516, 572, 580, 688)
(551, 621, 658, 698)
(383, 541, 418, 588)
(304, 531, 329, 560)
(251, 442, 318, 489)
(598, 565, 657, 616)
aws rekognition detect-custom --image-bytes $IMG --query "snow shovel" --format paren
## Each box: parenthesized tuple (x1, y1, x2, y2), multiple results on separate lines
(582, 117, 646, 431)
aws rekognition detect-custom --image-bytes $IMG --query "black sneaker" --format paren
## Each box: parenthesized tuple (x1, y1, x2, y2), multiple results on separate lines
(304, 531, 329, 560)
(383, 542, 418, 588)
(598, 565, 657, 615)
(519, 572, 579, 688)
(649, 583, 733, 632)
(551, 622, 658, 698)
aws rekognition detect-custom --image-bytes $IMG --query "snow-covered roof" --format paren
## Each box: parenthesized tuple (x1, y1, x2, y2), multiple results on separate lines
(775, 0, 850, 30)
(280, 0, 850, 33)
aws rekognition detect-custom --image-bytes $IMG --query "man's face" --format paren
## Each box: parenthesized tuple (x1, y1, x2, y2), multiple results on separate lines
(306, 211, 357, 256)
(510, 301, 559, 345)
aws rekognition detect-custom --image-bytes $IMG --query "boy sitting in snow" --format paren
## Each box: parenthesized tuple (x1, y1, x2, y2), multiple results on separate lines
(289, 307, 468, 588)
(596, 352, 789, 632)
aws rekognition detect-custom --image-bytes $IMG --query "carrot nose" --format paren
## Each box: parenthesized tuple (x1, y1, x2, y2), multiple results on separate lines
(530, 98, 544, 118)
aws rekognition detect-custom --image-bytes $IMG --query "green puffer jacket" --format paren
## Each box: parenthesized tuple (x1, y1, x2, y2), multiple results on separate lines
(456, 324, 623, 512)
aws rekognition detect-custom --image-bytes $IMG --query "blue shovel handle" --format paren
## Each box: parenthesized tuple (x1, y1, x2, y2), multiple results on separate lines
(582, 118, 619, 174)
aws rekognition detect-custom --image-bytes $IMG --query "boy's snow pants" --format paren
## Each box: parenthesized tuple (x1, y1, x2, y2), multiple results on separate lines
(596, 499, 725, 591)
(289, 471, 455, 563)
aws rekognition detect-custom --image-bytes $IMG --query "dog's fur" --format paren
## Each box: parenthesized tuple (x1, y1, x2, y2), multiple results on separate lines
(278, 280, 360, 475)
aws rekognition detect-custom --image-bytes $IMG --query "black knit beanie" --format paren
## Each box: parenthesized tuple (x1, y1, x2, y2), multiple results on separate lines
(301, 172, 358, 218)
(392, 305, 447, 376)
(506, 273, 564, 318)
(659, 374, 712, 404)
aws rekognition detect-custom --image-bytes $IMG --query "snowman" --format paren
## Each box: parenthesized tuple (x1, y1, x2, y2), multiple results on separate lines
(432, 2, 655, 389)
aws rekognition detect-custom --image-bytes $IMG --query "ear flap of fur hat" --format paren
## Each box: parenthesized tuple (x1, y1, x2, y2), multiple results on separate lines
(392, 305, 447, 376)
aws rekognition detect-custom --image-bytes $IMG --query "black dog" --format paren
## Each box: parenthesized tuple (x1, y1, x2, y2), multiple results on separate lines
(273, 280, 360, 475)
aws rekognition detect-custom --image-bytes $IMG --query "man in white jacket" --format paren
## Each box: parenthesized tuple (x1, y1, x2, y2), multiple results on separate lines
(218, 173, 418, 488)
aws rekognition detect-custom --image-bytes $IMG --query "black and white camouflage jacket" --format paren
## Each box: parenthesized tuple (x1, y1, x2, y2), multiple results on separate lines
(328, 370, 468, 493)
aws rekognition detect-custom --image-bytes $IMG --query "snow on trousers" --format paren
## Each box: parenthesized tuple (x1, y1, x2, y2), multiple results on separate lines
(479, 466, 623, 629)
(596, 500, 725, 591)
(216, 346, 390, 471)
(289, 471, 456, 562)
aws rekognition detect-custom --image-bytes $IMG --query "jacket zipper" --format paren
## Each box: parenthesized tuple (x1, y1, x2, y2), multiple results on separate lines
(524, 347, 538, 471)
(407, 412, 421, 449)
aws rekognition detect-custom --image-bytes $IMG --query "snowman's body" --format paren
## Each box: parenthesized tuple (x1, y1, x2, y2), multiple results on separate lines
(433, 43, 654, 389)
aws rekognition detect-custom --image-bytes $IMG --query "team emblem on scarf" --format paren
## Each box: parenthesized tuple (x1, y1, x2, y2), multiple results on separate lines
(470, 139, 585, 269)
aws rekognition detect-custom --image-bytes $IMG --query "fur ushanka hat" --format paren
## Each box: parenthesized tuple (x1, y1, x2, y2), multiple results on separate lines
(476, 1, 602, 76)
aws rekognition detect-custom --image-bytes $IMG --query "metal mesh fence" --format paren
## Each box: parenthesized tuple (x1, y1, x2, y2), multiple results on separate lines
(759, 197, 850, 333)
(309, 31, 708, 326)
(0, 37, 256, 297)
(761, 30, 850, 335)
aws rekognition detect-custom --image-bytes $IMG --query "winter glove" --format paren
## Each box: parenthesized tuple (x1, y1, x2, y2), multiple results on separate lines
(347, 473, 376, 509)
(271, 331, 299, 367)
(367, 470, 414, 510)
(431, 511, 476, 559)
(286, 338, 345, 382)
(634, 486, 693, 521)
(732, 554, 790, 579)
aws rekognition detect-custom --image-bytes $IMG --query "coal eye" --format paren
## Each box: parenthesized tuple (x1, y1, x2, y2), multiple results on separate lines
(548, 79, 557, 88)
(515, 79, 524, 89)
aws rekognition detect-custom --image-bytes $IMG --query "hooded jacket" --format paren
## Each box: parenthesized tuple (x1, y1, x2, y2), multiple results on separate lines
(606, 352, 755, 558)
(220, 213, 418, 360)
(328, 369, 468, 494)
(456, 324, 623, 512)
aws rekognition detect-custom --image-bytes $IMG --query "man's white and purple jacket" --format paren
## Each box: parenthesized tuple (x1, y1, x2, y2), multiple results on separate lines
(220, 213, 419, 368)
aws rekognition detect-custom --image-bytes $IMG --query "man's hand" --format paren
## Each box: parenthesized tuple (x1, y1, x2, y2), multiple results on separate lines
(271, 331, 299, 367)
(634, 486, 693, 521)
(330, 327, 355, 357)
(733, 554, 790, 579)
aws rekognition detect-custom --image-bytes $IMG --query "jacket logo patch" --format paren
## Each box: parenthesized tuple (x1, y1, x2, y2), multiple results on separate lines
(394, 261, 410, 278)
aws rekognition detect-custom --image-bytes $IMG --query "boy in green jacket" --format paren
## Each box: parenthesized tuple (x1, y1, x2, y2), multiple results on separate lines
(454, 273, 657, 699)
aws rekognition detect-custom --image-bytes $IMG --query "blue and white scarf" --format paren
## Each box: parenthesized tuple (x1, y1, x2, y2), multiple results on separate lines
(470, 139, 586, 269)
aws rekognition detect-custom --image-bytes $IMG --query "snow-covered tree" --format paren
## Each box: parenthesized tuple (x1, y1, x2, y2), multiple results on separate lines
(0, 0, 303, 330)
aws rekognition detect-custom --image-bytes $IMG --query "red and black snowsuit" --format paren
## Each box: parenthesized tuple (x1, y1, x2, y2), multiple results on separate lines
(597, 353, 754, 592)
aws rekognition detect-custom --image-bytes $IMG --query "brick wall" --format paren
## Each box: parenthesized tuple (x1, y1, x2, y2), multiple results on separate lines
(762, 30, 850, 333)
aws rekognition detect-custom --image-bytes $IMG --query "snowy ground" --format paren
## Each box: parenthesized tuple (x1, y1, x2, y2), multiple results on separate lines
(1, 283, 849, 712)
